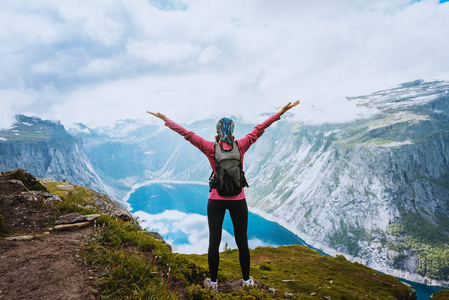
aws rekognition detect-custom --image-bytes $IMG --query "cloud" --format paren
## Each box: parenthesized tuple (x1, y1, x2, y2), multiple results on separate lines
(1, 0, 449, 128)
(134, 210, 234, 254)
(127, 40, 201, 64)
(133, 209, 272, 254)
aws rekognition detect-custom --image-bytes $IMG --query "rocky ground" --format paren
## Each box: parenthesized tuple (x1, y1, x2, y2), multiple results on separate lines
(0, 171, 98, 299)
(0, 228, 97, 300)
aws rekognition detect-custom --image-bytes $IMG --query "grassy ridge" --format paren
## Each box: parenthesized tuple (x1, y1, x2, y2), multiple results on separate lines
(183, 246, 415, 300)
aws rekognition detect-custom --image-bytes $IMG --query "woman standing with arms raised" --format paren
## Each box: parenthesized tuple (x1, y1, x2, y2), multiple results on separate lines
(147, 100, 300, 292)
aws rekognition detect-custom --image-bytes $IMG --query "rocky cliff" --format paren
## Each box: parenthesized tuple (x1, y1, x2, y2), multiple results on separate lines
(244, 79, 449, 286)
(0, 115, 108, 194)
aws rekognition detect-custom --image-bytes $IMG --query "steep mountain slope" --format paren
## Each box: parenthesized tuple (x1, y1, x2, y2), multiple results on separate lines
(0, 115, 108, 194)
(244, 80, 449, 286)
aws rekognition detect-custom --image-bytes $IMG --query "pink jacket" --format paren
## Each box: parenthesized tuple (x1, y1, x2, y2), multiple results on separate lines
(165, 113, 281, 200)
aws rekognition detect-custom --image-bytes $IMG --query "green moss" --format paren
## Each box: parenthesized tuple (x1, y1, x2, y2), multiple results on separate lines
(44, 180, 93, 201)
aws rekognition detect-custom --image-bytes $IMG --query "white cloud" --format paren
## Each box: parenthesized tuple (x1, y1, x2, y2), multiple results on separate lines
(0, 88, 40, 129)
(134, 209, 274, 254)
(1, 0, 449, 127)
(134, 210, 233, 254)
(127, 40, 201, 64)
(197, 45, 222, 65)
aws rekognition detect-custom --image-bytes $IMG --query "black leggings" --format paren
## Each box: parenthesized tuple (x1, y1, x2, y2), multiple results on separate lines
(207, 198, 250, 282)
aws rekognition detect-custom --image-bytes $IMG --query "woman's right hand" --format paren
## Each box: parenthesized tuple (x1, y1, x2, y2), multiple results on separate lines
(146, 111, 167, 122)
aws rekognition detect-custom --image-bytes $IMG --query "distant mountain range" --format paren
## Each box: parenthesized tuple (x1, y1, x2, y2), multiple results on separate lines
(1, 79, 448, 287)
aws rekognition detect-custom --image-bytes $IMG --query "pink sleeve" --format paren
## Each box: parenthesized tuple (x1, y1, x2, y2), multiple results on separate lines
(237, 113, 281, 153)
(165, 119, 214, 156)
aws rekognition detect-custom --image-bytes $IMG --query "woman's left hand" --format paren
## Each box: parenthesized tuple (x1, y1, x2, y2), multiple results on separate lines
(278, 100, 300, 116)
(146, 111, 167, 122)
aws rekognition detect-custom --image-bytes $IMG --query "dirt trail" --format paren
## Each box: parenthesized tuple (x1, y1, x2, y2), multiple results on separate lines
(0, 171, 102, 299)
(0, 227, 97, 300)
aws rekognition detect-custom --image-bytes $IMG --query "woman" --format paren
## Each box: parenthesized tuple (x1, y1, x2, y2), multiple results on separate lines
(147, 100, 299, 291)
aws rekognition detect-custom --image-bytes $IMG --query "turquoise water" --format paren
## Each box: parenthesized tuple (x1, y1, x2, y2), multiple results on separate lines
(126, 182, 446, 299)
(127, 183, 311, 254)
(399, 278, 444, 300)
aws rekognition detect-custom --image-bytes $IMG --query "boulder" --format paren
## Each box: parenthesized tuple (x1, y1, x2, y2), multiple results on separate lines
(6, 235, 35, 241)
(8, 180, 26, 189)
(84, 214, 101, 222)
(30, 191, 62, 202)
(20, 191, 38, 202)
(55, 213, 101, 225)
(53, 222, 91, 231)
(55, 213, 87, 225)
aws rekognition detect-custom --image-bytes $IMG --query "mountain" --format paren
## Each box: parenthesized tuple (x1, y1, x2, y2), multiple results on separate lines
(244, 79, 449, 286)
(0, 115, 108, 194)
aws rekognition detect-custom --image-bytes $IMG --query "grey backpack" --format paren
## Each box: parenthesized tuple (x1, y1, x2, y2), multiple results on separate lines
(209, 141, 249, 196)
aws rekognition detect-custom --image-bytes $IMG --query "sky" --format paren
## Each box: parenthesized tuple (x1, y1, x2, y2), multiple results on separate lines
(1, 0, 449, 129)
